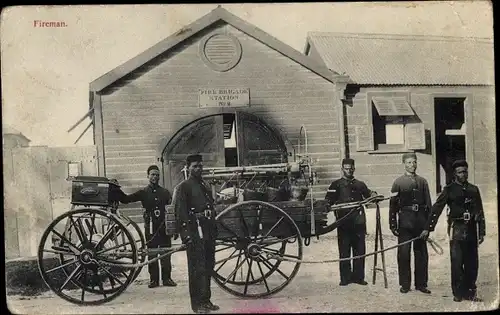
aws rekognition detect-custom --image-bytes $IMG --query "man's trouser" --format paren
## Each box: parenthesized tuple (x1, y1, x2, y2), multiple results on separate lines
(337, 224, 366, 283)
(449, 222, 479, 298)
(397, 227, 429, 289)
(146, 217, 172, 283)
(186, 218, 216, 311)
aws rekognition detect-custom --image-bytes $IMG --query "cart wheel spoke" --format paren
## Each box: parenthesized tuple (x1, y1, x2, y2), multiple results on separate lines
(96, 277, 107, 299)
(252, 208, 264, 241)
(51, 229, 80, 254)
(214, 244, 235, 253)
(222, 257, 248, 286)
(259, 255, 290, 280)
(231, 250, 243, 282)
(218, 221, 240, 239)
(97, 264, 125, 286)
(246, 258, 255, 282)
(96, 242, 132, 255)
(59, 264, 83, 292)
(95, 223, 120, 249)
(238, 210, 250, 237)
(261, 247, 300, 260)
(46, 259, 78, 274)
(214, 249, 239, 272)
(69, 216, 86, 245)
(44, 248, 76, 256)
(81, 268, 86, 302)
(84, 212, 97, 243)
(256, 261, 271, 293)
(262, 217, 284, 240)
(261, 235, 297, 247)
(243, 259, 254, 295)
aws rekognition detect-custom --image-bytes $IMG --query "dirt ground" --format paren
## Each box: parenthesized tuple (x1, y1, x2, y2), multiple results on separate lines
(7, 229, 499, 314)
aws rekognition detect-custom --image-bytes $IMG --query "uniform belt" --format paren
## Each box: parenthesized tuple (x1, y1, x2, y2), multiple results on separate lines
(401, 204, 426, 212)
(449, 212, 472, 221)
(193, 210, 213, 219)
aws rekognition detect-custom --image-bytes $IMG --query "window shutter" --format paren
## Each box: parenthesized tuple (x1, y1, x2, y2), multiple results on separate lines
(356, 125, 375, 151)
(405, 122, 426, 150)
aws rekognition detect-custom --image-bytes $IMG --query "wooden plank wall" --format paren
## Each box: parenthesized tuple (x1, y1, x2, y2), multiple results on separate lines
(99, 22, 341, 221)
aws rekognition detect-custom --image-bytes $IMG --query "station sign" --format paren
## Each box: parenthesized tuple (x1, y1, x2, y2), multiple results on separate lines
(199, 88, 250, 108)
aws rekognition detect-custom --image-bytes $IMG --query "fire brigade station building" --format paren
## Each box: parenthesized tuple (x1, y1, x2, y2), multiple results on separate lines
(88, 7, 496, 219)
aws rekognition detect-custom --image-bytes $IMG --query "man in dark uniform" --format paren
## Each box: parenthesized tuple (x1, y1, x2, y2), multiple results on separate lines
(172, 154, 219, 314)
(325, 158, 377, 286)
(389, 153, 432, 294)
(118, 165, 177, 288)
(420, 160, 486, 302)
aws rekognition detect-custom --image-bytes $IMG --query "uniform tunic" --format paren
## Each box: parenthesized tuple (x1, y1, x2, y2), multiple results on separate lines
(119, 184, 173, 283)
(172, 176, 217, 311)
(325, 177, 373, 284)
(425, 181, 485, 298)
(389, 174, 432, 290)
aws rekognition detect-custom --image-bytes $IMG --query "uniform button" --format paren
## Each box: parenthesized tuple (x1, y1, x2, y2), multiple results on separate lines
(153, 190, 156, 193)
(155, 198, 158, 201)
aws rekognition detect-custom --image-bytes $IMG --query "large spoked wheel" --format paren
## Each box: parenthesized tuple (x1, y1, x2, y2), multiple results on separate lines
(213, 200, 303, 298)
(213, 239, 286, 286)
(116, 213, 146, 283)
(38, 208, 138, 305)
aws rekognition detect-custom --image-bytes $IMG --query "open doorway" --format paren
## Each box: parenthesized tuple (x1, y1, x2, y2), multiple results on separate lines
(161, 112, 289, 192)
(434, 97, 466, 193)
(223, 114, 238, 167)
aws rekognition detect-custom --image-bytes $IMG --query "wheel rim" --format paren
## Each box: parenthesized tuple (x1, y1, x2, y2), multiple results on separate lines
(213, 201, 302, 298)
(38, 208, 138, 305)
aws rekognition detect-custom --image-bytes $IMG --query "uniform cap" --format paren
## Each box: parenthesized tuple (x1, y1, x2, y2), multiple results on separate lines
(186, 154, 203, 165)
(402, 152, 417, 162)
(341, 158, 355, 166)
(147, 165, 159, 174)
(452, 160, 468, 170)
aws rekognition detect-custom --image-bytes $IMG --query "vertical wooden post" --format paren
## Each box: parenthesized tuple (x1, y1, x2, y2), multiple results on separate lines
(372, 203, 388, 288)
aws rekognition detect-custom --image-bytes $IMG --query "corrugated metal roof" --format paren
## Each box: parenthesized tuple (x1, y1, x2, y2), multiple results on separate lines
(306, 32, 494, 86)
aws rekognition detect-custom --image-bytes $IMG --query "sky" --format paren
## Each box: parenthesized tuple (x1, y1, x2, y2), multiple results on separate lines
(1, 2, 493, 147)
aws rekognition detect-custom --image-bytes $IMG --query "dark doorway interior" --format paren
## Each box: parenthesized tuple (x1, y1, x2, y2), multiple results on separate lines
(223, 113, 238, 167)
(434, 97, 466, 193)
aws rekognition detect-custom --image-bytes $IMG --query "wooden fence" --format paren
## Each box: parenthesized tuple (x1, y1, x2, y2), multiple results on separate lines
(3, 145, 98, 259)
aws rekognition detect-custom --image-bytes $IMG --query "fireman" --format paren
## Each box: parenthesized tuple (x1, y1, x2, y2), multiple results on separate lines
(118, 165, 177, 288)
(420, 160, 485, 302)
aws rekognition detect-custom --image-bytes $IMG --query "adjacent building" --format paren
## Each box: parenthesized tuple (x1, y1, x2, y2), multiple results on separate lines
(306, 32, 495, 201)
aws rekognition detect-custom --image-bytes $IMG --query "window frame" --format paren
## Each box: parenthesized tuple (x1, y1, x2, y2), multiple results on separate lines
(361, 91, 424, 154)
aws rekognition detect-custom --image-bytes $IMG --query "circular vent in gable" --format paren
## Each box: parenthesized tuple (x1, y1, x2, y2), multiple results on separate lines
(200, 33, 242, 72)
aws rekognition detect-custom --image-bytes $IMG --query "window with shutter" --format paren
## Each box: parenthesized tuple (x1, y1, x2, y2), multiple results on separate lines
(405, 122, 426, 150)
(357, 91, 426, 152)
